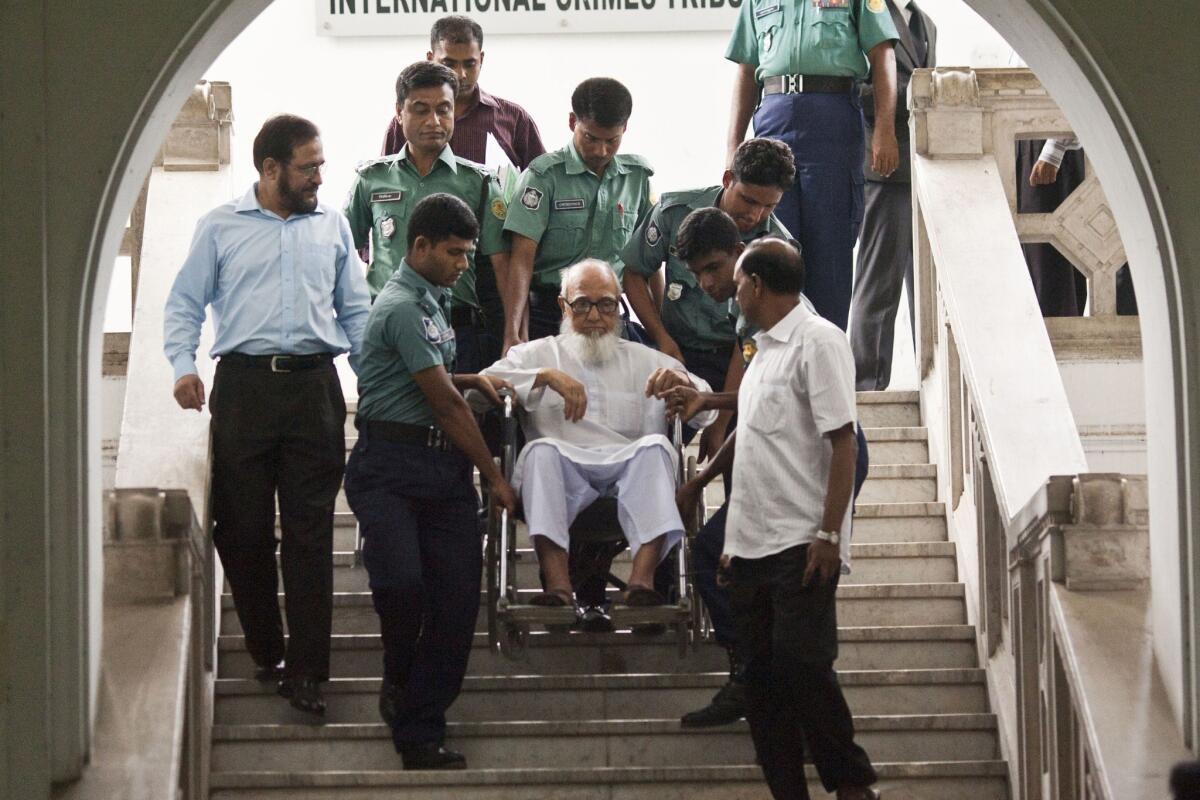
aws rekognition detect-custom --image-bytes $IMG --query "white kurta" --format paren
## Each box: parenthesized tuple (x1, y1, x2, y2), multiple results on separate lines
(478, 335, 717, 490)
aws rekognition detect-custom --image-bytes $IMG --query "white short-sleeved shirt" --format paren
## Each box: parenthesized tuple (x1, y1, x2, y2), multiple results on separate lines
(725, 301, 858, 563)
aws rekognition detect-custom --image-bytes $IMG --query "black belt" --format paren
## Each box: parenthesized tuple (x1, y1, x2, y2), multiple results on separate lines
(220, 352, 334, 373)
(763, 75, 854, 95)
(357, 419, 453, 451)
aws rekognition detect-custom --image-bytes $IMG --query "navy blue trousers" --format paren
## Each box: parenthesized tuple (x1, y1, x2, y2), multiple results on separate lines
(753, 92, 866, 331)
(694, 425, 870, 647)
(343, 433, 480, 751)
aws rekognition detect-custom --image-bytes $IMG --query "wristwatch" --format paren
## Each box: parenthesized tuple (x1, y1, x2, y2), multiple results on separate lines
(815, 530, 841, 546)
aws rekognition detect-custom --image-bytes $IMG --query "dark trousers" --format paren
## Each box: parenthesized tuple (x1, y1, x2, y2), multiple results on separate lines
(731, 545, 877, 797)
(850, 180, 915, 390)
(755, 91, 866, 331)
(453, 319, 500, 375)
(694, 426, 870, 648)
(342, 433, 481, 750)
(529, 290, 563, 341)
(210, 359, 345, 681)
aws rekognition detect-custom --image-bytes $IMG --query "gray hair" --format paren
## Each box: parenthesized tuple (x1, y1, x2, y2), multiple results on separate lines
(559, 259, 619, 298)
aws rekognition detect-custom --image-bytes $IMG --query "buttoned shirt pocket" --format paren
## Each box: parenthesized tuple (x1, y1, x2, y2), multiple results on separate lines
(541, 215, 587, 260)
(810, 7, 853, 52)
(745, 382, 791, 436)
(302, 242, 337, 295)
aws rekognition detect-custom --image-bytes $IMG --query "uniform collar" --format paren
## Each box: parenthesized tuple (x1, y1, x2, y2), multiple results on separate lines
(564, 142, 629, 177)
(694, 185, 723, 209)
(399, 142, 459, 174)
(395, 258, 450, 306)
(757, 296, 815, 344)
(236, 182, 325, 217)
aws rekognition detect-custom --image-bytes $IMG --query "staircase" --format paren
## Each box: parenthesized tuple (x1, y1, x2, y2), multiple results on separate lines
(208, 390, 1009, 799)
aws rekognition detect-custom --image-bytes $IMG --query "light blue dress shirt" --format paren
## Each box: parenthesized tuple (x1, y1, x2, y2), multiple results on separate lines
(164, 184, 372, 381)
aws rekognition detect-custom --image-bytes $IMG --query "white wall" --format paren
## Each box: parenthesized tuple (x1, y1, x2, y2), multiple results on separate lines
(204, 0, 1016, 211)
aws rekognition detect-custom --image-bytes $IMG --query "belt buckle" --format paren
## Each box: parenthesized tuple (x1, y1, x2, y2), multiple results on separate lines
(783, 74, 802, 94)
(270, 355, 291, 373)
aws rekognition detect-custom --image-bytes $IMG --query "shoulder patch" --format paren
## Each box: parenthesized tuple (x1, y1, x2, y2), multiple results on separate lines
(520, 187, 544, 211)
(491, 198, 508, 220)
(646, 222, 662, 246)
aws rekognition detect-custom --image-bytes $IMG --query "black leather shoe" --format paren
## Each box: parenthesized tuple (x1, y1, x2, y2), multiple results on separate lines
(379, 679, 402, 726)
(253, 660, 285, 682)
(577, 604, 614, 633)
(400, 743, 467, 770)
(680, 680, 747, 727)
(278, 676, 326, 718)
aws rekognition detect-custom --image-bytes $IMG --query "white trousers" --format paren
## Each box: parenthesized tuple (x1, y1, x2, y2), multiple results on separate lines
(520, 442, 683, 562)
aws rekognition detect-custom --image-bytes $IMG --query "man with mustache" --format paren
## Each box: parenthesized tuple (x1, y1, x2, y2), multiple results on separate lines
(164, 114, 372, 717)
(500, 78, 654, 351)
(346, 61, 509, 373)
(478, 260, 715, 609)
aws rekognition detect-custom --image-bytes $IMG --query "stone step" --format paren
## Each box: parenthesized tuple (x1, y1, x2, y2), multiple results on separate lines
(220, 582, 967, 637)
(855, 464, 938, 504)
(210, 713, 999, 772)
(313, 503, 951, 551)
(218, 625, 980, 678)
(852, 502, 947, 543)
(856, 391, 921, 428)
(213, 667, 990, 725)
(210, 761, 1011, 800)
(861, 426, 930, 465)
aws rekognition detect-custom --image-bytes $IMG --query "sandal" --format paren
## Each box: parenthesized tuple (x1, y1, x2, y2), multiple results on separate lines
(529, 588, 574, 607)
(619, 585, 666, 607)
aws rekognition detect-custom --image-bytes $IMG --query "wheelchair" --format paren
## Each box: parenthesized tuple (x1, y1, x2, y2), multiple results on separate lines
(482, 391, 707, 660)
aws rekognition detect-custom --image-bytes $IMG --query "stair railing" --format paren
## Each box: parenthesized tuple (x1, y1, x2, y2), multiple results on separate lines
(909, 67, 1158, 800)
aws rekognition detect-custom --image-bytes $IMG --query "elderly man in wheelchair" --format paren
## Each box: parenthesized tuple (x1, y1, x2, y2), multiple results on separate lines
(477, 259, 716, 631)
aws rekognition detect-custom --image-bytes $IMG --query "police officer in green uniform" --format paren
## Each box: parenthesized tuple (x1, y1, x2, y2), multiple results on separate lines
(500, 77, 653, 351)
(343, 193, 518, 770)
(620, 137, 795, 456)
(725, 0, 899, 332)
(344, 61, 509, 372)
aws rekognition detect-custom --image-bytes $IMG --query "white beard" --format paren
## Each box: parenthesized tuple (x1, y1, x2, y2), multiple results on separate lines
(559, 319, 621, 367)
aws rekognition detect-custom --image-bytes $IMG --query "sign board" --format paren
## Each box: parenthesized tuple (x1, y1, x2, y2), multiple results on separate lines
(317, 0, 743, 36)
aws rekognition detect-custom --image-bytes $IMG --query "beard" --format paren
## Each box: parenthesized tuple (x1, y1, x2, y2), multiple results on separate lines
(559, 318, 620, 366)
(277, 175, 318, 215)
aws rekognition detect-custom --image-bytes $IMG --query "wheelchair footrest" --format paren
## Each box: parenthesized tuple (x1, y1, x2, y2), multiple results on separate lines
(499, 601, 691, 628)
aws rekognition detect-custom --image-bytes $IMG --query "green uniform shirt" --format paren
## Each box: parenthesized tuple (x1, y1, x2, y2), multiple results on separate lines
(355, 259, 456, 425)
(344, 143, 508, 306)
(725, 0, 899, 82)
(621, 185, 790, 352)
(503, 143, 653, 290)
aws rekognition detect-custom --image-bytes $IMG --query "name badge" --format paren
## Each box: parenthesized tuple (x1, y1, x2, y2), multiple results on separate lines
(755, 2, 781, 17)
(813, 0, 849, 7)
(370, 191, 402, 203)
(554, 199, 586, 211)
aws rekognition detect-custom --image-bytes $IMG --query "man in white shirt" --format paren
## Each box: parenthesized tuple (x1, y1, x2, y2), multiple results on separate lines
(721, 239, 878, 799)
(480, 260, 715, 607)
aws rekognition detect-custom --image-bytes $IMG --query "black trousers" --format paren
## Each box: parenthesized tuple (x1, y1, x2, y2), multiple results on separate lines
(342, 433, 481, 750)
(210, 359, 345, 681)
(730, 544, 877, 798)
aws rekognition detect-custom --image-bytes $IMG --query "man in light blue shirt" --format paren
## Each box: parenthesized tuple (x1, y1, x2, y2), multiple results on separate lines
(164, 114, 371, 719)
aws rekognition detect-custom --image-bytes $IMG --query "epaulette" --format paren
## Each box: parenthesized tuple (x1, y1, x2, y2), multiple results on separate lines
(354, 153, 403, 174)
(616, 153, 655, 175)
(454, 155, 494, 179)
(525, 150, 566, 176)
(658, 186, 720, 211)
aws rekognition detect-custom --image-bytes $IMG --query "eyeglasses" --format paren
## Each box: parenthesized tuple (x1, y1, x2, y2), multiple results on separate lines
(287, 162, 324, 178)
(566, 296, 619, 316)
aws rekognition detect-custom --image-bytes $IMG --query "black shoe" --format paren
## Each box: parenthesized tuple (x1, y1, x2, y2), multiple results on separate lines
(400, 743, 467, 770)
(278, 676, 326, 718)
(379, 679, 402, 726)
(680, 680, 747, 727)
(577, 604, 614, 633)
(253, 660, 285, 682)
